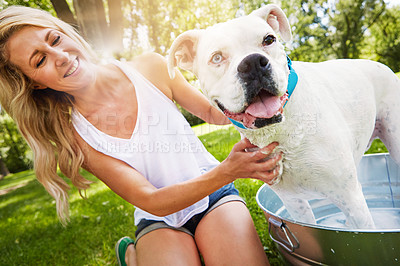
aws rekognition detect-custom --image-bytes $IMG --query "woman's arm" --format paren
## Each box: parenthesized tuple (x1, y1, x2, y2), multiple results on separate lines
(76, 131, 281, 216)
(168, 68, 229, 125)
(130, 53, 230, 125)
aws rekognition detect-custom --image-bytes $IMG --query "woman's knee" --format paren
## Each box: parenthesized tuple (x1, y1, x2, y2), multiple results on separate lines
(195, 201, 269, 265)
(136, 228, 202, 266)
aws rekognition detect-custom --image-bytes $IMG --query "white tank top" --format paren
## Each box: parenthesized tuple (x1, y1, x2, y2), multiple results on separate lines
(71, 60, 220, 227)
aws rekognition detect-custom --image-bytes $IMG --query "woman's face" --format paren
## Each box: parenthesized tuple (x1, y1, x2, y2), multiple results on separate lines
(7, 26, 96, 93)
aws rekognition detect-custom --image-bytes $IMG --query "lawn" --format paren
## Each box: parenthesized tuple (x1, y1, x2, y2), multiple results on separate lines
(0, 124, 388, 265)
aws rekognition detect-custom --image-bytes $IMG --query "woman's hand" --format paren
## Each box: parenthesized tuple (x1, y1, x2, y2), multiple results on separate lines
(219, 138, 282, 184)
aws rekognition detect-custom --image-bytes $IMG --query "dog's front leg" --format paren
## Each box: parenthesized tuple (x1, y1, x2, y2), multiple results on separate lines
(279, 196, 316, 224)
(329, 175, 375, 229)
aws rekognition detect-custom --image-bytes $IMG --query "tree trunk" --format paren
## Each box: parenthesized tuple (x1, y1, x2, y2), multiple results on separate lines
(50, 0, 77, 26)
(107, 0, 124, 55)
(73, 0, 109, 50)
(145, 0, 162, 54)
(0, 156, 9, 180)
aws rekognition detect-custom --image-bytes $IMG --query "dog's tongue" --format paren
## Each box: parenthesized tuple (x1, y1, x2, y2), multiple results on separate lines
(224, 90, 286, 128)
(245, 90, 282, 118)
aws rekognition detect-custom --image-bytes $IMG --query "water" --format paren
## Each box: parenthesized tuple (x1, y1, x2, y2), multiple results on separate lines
(316, 208, 400, 230)
(257, 153, 400, 231)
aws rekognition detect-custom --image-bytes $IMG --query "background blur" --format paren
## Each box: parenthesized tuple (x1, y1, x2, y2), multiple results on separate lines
(0, 0, 399, 68)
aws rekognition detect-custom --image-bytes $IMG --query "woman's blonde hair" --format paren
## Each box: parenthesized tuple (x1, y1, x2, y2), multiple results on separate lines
(0, 6, 96, 225)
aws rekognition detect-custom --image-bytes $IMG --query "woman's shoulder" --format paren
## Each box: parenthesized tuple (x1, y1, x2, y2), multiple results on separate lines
(125, 53, 173, 99)
(127, 52, 167, 74)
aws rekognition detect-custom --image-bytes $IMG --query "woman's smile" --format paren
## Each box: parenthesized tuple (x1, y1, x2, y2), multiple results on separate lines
(64, 57, 79, 78)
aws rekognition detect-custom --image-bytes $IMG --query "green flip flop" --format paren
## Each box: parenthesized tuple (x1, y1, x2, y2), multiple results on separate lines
(115, 236, 135, 266)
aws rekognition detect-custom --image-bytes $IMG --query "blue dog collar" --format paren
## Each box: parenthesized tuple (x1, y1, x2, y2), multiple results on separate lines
(285, 55, 298, 106)
(228, 55, 298, 129)
(229, 118, 248, 129)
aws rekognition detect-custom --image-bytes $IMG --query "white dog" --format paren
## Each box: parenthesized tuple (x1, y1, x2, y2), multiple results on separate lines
(167, 4, 400, 229)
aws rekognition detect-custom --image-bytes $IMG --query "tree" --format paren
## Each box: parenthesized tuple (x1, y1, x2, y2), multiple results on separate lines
(227, 0, 330, 62)
(48, 0, 124, 55)
(286, 0, 335, 62)
(72, 0, 109, 50)
(271, 0, 386, 61)
(0, 155, 10, 179)
(326, 0, 386, 59)
(0, 0, 54, 12)
(0, 114, 32, 173)
(49, 0, 76, 25)
(107, 0, 124, 53)
(133, 0, 238, 56)
(367, 5, 400, 72)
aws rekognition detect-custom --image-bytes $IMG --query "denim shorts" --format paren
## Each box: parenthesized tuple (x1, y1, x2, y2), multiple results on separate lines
(134, 183, 245, 243)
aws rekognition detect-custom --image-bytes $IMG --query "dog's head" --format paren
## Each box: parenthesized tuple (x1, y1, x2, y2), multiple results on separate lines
(168, 4, 292, 129)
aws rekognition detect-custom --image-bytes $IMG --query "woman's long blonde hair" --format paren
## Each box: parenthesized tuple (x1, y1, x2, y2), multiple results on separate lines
(0, 6, 96, 224)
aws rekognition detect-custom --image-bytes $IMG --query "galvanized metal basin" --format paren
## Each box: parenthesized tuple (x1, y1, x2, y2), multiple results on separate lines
(256, 153, 400, 265)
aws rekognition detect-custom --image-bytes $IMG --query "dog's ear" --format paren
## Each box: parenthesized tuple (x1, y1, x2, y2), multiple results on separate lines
(251, 4, 292, 42)
(167, 29, 202, 79)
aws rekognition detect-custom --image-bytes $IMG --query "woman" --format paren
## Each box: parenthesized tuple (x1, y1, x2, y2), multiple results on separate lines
(0, 6, 282, 265)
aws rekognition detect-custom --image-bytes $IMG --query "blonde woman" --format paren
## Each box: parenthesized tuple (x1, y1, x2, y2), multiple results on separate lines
(0, 6, 282, 266)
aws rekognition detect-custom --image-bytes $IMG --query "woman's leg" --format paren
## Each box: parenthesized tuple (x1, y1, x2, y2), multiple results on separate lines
(135, 228, 202, 266)
(195, 201, 270, 266)
(125, 244, 137, 266)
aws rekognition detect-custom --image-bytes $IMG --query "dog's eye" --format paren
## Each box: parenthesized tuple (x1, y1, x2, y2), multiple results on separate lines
(210, 53, 224, 64)
(262, 35, 276, 46)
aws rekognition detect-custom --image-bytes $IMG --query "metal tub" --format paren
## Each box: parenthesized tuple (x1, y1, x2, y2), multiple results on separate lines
(256, 153, 400, 265)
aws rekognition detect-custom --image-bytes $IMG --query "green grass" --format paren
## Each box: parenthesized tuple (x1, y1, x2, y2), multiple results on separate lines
(0, 124, 388, 265)
(0, 170, 136, 265)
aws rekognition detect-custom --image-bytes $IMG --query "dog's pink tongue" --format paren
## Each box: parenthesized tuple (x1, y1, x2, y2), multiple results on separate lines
(245, 90, 282, 118)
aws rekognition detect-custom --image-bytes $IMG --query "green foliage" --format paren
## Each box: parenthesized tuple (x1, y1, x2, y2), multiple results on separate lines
(177, 104, 205, 126)
(281, 0, 387, 62)
(198, 126, 240, 161)
(326, 0, 386, 59)
(0, 114, 32, 173)
(0, 0, 54, 13)
(365, 138, 388, 154)
(284, 0, 337, 62)
(216, 0, 393, 64)
(366, 6, 400, 72)
(125, 0, 239, 57)
(1, 0, 399, 66)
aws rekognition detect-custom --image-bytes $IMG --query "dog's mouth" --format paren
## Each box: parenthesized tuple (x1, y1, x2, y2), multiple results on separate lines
(217, 89, 288, 129)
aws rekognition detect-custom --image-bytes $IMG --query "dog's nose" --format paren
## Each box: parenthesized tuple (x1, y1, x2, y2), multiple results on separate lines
(237, 53, 278, 101)
(237, 54, 269, 76)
